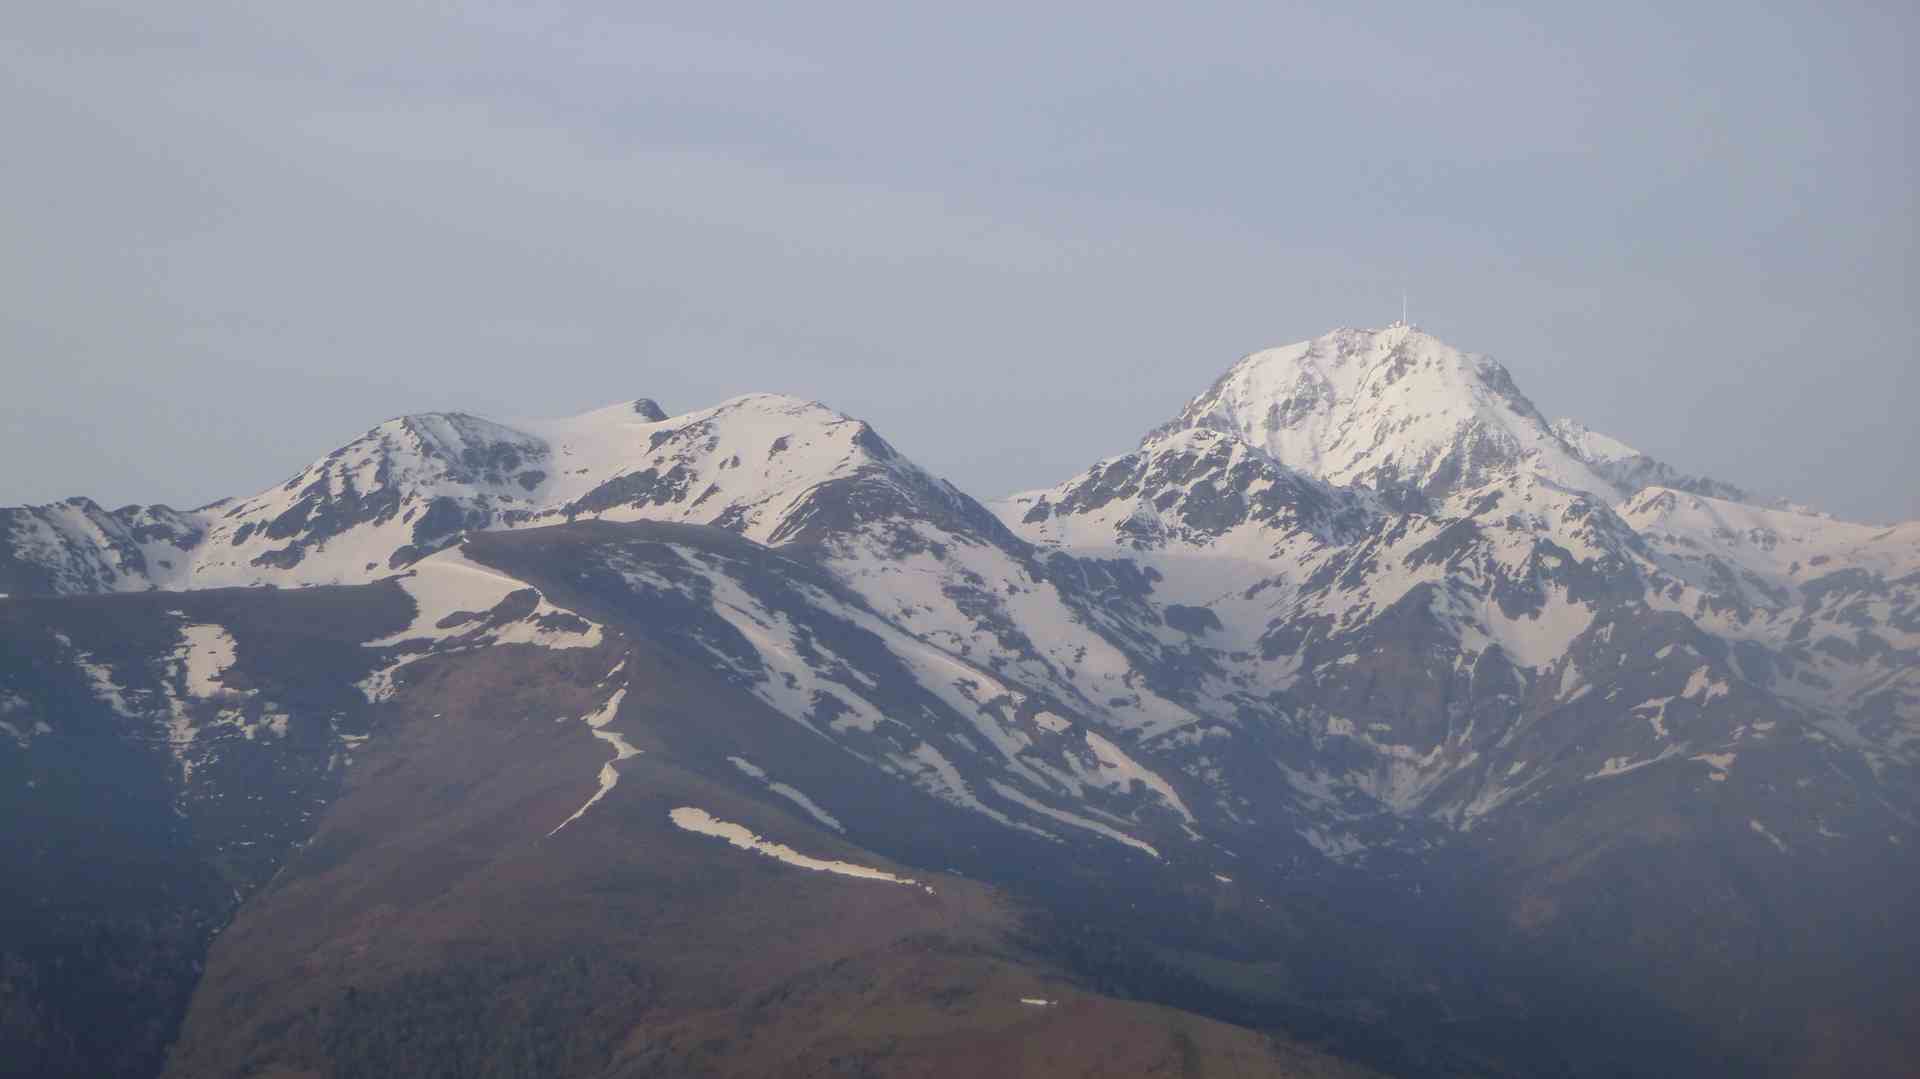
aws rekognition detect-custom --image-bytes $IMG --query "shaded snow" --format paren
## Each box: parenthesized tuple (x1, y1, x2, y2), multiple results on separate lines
(1079, 730, 1196, 823)
(1586, 744, 1685, 780)
(987, 779, 1160, 859)
(1682, 666, 1729, 705)
(728, 756, 845, 832)
(1748, 818, 1790, 853)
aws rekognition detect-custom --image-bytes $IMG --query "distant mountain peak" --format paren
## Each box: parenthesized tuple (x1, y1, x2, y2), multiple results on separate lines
(1149, 326, 1615, 506)
(1, 392, 1008, 595)
(1549, 417, 1643, 464)
(1548, 415, 1810, 512)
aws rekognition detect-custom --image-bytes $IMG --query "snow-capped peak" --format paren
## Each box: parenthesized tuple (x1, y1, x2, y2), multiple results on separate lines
(1152, 326, 1617, 506)
(4, 393, 1002, 594)
(527, 391, 967, 545)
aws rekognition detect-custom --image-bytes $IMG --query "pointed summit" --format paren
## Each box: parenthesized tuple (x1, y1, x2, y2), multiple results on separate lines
(1151, 327, 1616, 506)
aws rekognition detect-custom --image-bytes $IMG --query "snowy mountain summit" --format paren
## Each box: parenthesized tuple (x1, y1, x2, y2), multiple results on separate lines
(1151, 325, 1616, 506)
(1, 393, 993, 595)
(1145, 325, 1790, 515)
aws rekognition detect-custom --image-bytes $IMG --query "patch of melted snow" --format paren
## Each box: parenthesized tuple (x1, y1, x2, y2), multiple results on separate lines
(668, 807, 930, 891)
(1749, 818, 1789, 853)
(1585, 744, 1685, 780)
(1692, 751, 1736, 781)
(1682, 665, 1729, 704)
(174, 624, 238, 697)
(548, 687, 640, 835)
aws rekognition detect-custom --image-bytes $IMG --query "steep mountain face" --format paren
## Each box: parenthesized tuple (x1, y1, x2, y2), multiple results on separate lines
(4, 325, 1916, 1078)
(1005, 427, 1378, 554)
(992, 326, 1919, 1070)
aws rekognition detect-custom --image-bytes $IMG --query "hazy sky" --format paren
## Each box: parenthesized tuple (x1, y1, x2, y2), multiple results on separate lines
(4, 2, 1914, 521)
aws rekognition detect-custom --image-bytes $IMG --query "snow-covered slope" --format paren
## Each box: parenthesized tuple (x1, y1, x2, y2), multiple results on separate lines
(994, 324, 1917, 853)
(1, 394, 1003, 595)
(1623, 486, 1920, 736)
(1550, 417, 1798, 509)
(7, 326, 1914, 848)
(1152, 325, 1618, 507)
(1141, 325, 1799, 518)
(0, 499, 201, 596)
(477, 523, 1196, 861)
(1000, 427, 1376, 556)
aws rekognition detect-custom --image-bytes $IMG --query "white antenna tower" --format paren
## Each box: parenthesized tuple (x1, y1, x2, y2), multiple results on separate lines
(1401, 291, 1408, 327)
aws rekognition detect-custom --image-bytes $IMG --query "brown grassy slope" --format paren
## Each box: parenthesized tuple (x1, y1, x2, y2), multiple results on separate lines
(161, 633, 1373, 1079)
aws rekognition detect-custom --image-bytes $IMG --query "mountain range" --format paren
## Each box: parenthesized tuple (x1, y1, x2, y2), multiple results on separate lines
(4, 325, 1915, 1078)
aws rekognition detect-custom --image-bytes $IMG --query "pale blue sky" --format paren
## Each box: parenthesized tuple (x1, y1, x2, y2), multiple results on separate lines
(3, 2, 1913, 520)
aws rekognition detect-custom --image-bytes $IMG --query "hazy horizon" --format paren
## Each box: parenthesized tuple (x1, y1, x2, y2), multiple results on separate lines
(4, 2, 1913, 522)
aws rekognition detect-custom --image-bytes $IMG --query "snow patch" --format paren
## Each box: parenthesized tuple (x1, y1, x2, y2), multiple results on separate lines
(174, 624, 238, 697)
(1682, 666, 1729, 705)
(1635, 697, 1676, 740)
(548, 687, 640, 835)
(1748, 818, 1789, 853)
(1033, 711, 1072, 733)
(1692, 751, 1736, 781)
(1079, 730, 1195, 823)
(987, 779, 1161, 859)
(1586, 744, 1685, 780)
(728, 756, 845, 832)
(668, 807, 930, 891)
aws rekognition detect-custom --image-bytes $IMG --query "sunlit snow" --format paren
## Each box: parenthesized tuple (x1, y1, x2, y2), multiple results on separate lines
(668, 807, 930, 891)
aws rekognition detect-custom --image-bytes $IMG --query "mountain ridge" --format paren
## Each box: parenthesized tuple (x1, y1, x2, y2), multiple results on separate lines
(3, 323, 1916, 1078)
(1, 391, 1016, 597)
